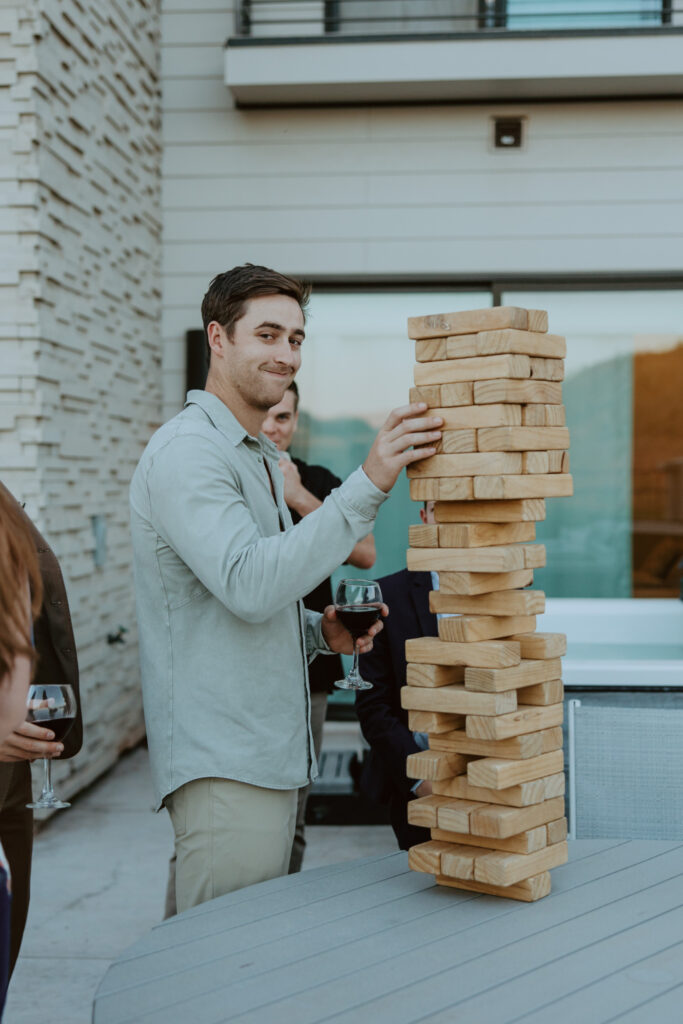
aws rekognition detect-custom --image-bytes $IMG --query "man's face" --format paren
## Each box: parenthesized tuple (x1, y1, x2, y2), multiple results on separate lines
(262, 389, 299, 451)
(420, 501, 436, 525)
(210, 293, 304, 413)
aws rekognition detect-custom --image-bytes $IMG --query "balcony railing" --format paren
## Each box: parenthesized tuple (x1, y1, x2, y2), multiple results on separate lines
(235, 1, 679, 39)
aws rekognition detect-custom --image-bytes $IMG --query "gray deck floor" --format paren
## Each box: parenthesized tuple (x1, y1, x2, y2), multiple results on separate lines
(6, 746, 395, 1024)
(93, 838, 683, 1024)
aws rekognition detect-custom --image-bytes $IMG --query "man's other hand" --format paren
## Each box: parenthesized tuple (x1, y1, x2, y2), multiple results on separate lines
(363, 403, 442, 493)
(321, 604, 388, 655)
(0, 721, 64, 762)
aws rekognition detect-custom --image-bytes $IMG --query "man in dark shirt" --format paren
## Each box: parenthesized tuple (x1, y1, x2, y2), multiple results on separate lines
(263, 382, 375, 872)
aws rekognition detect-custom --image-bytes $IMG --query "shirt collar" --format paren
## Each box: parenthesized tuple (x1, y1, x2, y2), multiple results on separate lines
(184, 390, 255, 448)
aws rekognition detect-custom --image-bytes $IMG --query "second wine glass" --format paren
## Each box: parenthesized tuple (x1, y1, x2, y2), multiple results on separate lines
(25, 684, 77, 810)
(334, 578, 383, 691)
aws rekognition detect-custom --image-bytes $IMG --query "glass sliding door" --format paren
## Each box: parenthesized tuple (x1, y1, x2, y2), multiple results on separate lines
(503, 289, 683, 598)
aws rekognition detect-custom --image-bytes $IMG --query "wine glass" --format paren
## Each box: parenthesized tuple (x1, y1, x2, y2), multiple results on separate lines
(334, 578, 383, 691)
(25, 684, 77, 810)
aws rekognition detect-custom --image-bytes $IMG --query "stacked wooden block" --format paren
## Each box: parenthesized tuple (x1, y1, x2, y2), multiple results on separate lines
(403, 306, 572, 902)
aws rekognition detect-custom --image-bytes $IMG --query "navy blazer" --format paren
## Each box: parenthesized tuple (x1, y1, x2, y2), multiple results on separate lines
(356, 568, 438, 849)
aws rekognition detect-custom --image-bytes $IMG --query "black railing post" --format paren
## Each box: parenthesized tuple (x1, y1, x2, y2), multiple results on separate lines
(478, 0, 507, 30)
(662, 0, 673, 25)
(324, 0, 341, 34)
(239, 0, 252, 37)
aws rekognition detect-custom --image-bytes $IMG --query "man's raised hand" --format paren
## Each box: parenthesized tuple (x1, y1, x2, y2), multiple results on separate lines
(363, 403, 442, 494)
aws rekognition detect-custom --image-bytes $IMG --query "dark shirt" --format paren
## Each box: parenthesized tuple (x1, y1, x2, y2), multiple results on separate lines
(289, 457, 343, 693)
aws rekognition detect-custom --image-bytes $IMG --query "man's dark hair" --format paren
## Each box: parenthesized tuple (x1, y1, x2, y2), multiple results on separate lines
(286, 380, 299, 412)
(201, 264, 311, 361)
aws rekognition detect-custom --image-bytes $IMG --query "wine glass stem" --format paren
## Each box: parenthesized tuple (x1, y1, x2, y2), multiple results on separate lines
(40, 757, 54, 801)
(349, 643, 361, 683)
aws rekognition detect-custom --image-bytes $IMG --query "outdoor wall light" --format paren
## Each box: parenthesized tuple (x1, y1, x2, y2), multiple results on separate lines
(494, 117, 524, 149)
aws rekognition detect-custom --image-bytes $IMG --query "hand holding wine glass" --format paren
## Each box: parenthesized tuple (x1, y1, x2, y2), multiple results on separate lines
(25, 684, 77, 810)
(333, 578, 384, 690)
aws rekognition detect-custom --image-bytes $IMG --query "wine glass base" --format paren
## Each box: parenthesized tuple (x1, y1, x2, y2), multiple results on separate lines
(334, 678, 373, 691)
(27, 800, 71, 810)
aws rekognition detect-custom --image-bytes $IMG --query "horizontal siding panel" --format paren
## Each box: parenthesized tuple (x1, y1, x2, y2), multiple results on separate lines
(161, 11, 236, 46)
(162, 77, 231, 112)
(162, 137, 683, 177)
(162, 169, 683, 210)
(161, 44, 226, 80)
(162, 235, 682, 277)
(163, 203, 683, 243)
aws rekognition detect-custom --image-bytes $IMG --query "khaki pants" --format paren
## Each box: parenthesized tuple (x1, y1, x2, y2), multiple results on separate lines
(165, 777, 297, 915)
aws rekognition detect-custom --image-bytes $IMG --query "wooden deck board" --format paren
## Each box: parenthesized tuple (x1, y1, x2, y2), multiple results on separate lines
(93, 842, 683, 1024)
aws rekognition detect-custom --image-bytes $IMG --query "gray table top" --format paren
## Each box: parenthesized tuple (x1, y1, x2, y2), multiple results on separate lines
(93, 839, 683, 1024)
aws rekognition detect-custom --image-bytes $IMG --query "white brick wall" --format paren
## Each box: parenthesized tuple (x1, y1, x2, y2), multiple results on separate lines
(0, 1, 162, 798)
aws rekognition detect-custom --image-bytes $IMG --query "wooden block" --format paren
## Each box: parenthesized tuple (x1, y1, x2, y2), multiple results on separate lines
(437, 569, 534, 595)
(546, 817, 568, 844)
(447, 328, 565, 360)
(414, 354, 531, 387)
(467, 749, 564, 790)
(474, 380, 563, 405)
(427, 404, 523, 430)
(474, 840, 568, 887)
(547, 449, 565, 472)
(517, 679, 564, 706)
(406, 452, 522, 479)
(465, 658, 562, 693)
(440, 429, 478, 454)
(435, 871, 551, 902)
(407, 306, 531, 340)
(407, 749, 469, 781)
(401, 683, 517, 717)
(440, 845, 479, 880)
(432, 824, 548, 854)
(408, 524, 439, 548)
(409, 384, 442, 407)
(474, 474, 574, 500)
(435, 522, 536, 548)
(438, 614, 536, 643)
(523, 403, 567, 427)
(415, 338, 448, 362)
(435, 775, 546, 806)
(523, 451, 549, 474)
(466, 704, 564, 741)
(477, 426, 570, 452)
(405, 637, 521, 670)
(529, 356, 565, 381)
(407, 544, 539, 573)
(407, 795, 456, 828)
(561, 451, 570, 472)
(469, 795, 566, 838)
(437, 382, 474, 407)
(430, 725, 562, 760)
(508, 632, 567, 659)
(408, 840, 451, 874)
(406, 663, 465, 688)
(543, 773, 566, 799)
(430, 588, 545, 616)
(436, 798, 488, 834)
(408, 710, 466, 733)
(410, 478, 474, 502)
(434, 498, 545, 523)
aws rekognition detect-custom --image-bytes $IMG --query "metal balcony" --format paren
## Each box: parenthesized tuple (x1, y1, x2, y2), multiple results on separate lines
(225, 1, 683, 105)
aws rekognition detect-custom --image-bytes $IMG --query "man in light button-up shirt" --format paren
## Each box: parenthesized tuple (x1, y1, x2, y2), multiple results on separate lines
(130, 265, 443, 912)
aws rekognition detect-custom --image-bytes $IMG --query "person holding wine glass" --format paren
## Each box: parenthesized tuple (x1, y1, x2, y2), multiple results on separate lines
(0, 482, 83, 983)
(130, 263, 442, 914)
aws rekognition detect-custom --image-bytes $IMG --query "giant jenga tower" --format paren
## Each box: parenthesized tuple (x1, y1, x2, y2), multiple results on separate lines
(403, 306, 571, 902)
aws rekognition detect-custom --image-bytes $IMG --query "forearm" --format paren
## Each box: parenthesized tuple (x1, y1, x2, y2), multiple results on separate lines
(347, 533, 376, 570)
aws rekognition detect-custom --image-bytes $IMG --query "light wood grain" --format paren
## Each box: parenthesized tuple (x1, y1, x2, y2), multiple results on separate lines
(440, 429, 478, 454)
(474, 474, 574, 500)
(523, 403, 567, 426)
(406, 663, 465, 688)
(429, 726, 562, 760)
(477, 426, 571, 451)
(401, 683, 517, 716)
(438, 613, 536, 643)
(405, 637, 521, 669)
(429, 589, 545, 616)
(434, 498, 545, 522)
(529, 356, 565, 381)
(465, 658, 563, 693)
(469, 795, 566, 838)
(407, 710, 466, 733)
(407, 749, 470, 781)
(410, 478, 474, 501)
(474, 840, 568, 886)
(434, 775, 549, 807)
(407, 794, 457, 828)
(437, 569, 534, 595)
(408, 840, 452, 874)
(523, 451, 550, 474)
(435, 870, 551, 901)
(467, 749, 564, 790)
(407, 543, 540, 573)
(431, 824, 548, 854)
(435, 521, 536, 548)
(466, 704, 564, 741)
(517, 679, 564, 705)
(407, 306, 532, 340)
(474, 379, 563, 405)
(424, 404, 523, 429)
(407, 451, 522, 478)
(508, 631, 567, 659)
(447, 328, 565, 359)
(414, 353, 531, 387)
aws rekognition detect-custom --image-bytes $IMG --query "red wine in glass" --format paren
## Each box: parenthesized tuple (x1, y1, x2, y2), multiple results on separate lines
(334, 579, 383, 690)
(26, 684, 77, 810)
